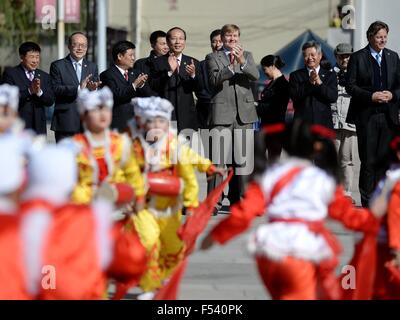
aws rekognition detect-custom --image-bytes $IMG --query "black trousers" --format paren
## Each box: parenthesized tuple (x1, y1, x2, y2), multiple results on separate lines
(356, 113, 397, 207)
(54, 131, 75, 143)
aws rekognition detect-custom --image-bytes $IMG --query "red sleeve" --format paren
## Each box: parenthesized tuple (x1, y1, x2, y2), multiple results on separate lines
(388, 182, 400, 250)
(328, 186, 379, 233)
(211, 182, 266, 245)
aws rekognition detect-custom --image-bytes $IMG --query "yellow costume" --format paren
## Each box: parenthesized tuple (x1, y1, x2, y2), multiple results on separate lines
(130, 129, 200, 292)
(71, 130, 145, 205)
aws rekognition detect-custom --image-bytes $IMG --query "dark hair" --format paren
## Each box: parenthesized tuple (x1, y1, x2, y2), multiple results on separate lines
(166, 27, 187, 41)
(112, 40, 136, 62)
(19, 42, 41, 56)
(209, 29, 221, 42)
(149, 30, 167, 46)
(68, 32, 87, 46)
(284, 120, 341, 183)
(366, 21, 389, 40)
(311, 134, 341, 184)
(260, 55, 285, 69)
(302, 41, 322, 54)
(251, 127, 286, 179)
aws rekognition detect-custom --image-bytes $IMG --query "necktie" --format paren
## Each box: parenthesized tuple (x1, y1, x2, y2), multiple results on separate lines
(176, 58, 180, 73)
(74, 61, 82, 82)
(375, 53, 381, 66)
(229, 52, 235, 64)
(27, 70, 34, 82)
(124, 70, 129, 81)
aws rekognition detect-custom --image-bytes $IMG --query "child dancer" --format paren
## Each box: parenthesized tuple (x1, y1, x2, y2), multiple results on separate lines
(69, 87, 145, 206)
(126, 97, 201, 298)
(202, 120, 379, 300)
(368, 136, 400, 299)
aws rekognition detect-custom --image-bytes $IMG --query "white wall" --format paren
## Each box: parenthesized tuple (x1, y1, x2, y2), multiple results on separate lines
(139, 0, 330, 63)
(354, 0, 400, 52)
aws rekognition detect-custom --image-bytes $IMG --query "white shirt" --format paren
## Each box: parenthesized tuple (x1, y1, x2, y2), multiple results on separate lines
(115, 65, 143, 90)
(307, 65, 321, 76)
(24, 68, 43, 97)
(369, 46, 383, 62)
(248, 158, 336, 263)
(70, 57, 84, 91)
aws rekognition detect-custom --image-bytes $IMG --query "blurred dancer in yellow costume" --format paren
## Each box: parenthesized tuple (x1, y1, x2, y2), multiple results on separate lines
(67, 87, 145, 207)
(127, 97, 216, 299)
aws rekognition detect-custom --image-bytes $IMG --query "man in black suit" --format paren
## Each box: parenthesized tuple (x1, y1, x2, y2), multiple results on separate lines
(100, 40, 150, 132)
(134, 30, 169, 76)
(149, 27, 202, 132)
(2, 42, 54, 135)
(50, 32, 100, 142)
(346, 21, 400, 207)
(289, 41, 338, 128)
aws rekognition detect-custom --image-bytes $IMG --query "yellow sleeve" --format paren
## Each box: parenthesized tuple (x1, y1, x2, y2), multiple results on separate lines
(71, 153, 93, 204)
(177, 147, 199, 208)
(182, 144, 213, 173)
(71, 184, 92, 204)
(123, 148, 146, 198)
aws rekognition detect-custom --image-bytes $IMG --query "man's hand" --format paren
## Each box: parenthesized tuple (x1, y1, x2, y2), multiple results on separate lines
(87, 80, 101, 91)
(382, 90, 393, 103)
(232, 44, 245, 65)
(168, 53, 179, 73)
(30, 78, 41, 95)
(309, 69, 322, 85)
(185, 59, 196, 77)
(80, 74, 93, 90)
(133, 73, 148, 89)
(372, 91, 388, 103)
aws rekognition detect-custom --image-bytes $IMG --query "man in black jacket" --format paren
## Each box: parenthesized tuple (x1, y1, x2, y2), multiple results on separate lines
(134, 30, 169, 76)
(100, 40, 151, 132)
(289, 41, 338, 129)
(149, 27, 202, 132)
(346, 21, 400, 207)
(50, 32, 100, 142)
(2, 42, 54, 135)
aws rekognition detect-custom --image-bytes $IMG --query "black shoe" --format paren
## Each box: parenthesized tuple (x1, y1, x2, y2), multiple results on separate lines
(219, 205, 230, 214)
(212, 207, 219, 216)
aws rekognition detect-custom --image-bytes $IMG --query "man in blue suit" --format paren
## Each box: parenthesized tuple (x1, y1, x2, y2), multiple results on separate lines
(50, 32, 100, 142)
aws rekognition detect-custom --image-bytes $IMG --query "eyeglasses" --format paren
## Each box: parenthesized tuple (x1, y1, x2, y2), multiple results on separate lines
(71, 43, 87, 49)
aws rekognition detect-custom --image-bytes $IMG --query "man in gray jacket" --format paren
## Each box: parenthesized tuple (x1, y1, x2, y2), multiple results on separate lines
(331, 43, 359, 202)
(206, 24, 259, 212)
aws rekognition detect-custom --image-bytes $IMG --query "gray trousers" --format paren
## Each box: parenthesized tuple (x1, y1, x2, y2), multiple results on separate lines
(334, 129, 359, 198)
(207, 119, 254, 208)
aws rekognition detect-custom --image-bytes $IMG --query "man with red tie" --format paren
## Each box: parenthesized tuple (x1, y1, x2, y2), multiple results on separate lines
(100, 40, 152, 132)
(149, 27, 202, 132)
(2, 42, 54, 135)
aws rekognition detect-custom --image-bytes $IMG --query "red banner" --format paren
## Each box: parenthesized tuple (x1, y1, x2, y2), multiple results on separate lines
(35, 0, 56, 23)
(64, 0, 80, 23)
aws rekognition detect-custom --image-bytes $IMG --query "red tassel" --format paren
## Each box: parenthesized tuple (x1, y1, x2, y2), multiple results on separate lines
(154, 170, 234, 300)
(385, 261, 400, 286)
(178, 169, 234, 254)
(154, 259, 189, 300)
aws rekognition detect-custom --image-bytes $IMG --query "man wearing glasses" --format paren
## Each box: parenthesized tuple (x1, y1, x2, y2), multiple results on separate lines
(50, 32, 101, 142)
